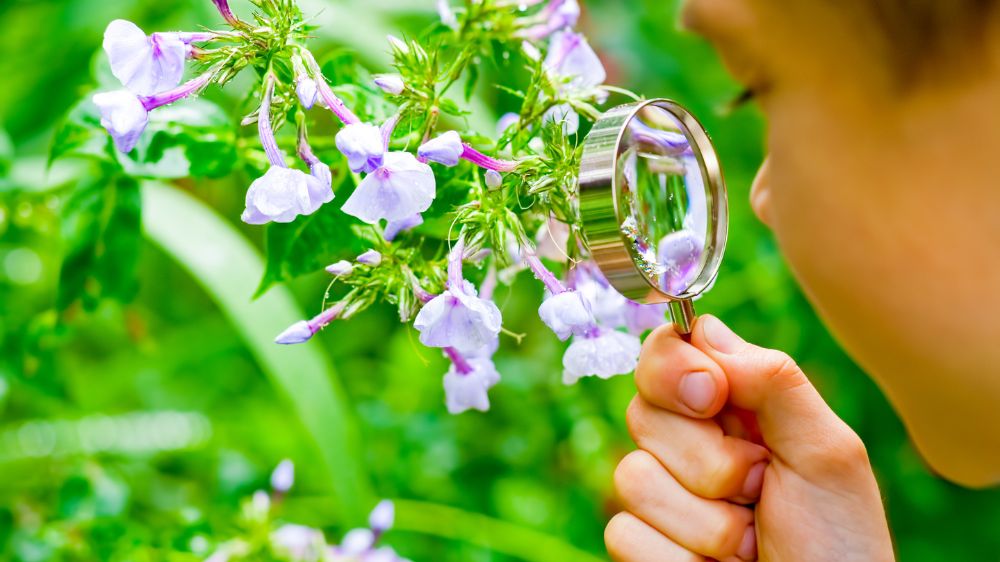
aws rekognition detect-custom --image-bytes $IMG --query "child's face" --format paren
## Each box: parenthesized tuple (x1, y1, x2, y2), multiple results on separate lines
(683, 0, 1000, 485)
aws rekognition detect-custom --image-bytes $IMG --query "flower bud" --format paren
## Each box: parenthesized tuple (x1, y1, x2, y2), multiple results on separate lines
(485, 170, 503, 190)
(357, 249, 383, 266)
(373, 74, 405, 95)
(326, 260, 354, 276)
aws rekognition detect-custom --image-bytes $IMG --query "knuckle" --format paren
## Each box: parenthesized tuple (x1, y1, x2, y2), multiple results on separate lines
(614, 450, 661, 504)
(804, 422, 871, 475)
(701, 507, 752, 558)
(696, 442, 743, 498)
(760, 349, 807, 389)
(624, 396, 649, 442)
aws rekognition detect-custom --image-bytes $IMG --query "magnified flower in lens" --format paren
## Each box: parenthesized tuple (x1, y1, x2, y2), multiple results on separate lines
(657, 228, 704, 295)
(544, 29, 606, 91)
(103, 19, 187, 96)
(340, 152, 436, 224)
(562, 329, 641, 384)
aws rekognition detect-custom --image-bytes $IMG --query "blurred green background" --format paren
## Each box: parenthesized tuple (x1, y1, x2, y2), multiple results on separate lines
(2, 0, 999, 560)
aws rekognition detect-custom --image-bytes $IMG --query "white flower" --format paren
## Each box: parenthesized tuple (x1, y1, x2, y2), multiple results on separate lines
(296, 76, 319, 109)
(414, 281, 502, 355)
(326, 260, 354, 276)
(368, 500, 395, 533)
(336, 122, 386, 173)
(270, 459, 294, 493)
(271, 524, 324, 562)
(418, 131, 464, 167)
(103, 19, 187, 96)
(544, 30, 606, 91)
(341, 152, 436, 224)
(443, 355, 501, 414)
(241, 167, 331, 225)
(93, 90, 149, 153)
(562, 330, 641, 384)
(538, 291, 594, 341)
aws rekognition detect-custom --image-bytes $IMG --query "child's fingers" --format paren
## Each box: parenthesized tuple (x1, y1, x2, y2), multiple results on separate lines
(626, 395, 770, 502)
(614, 450, 757, 561)
(635, 324, 730, 418)
(605, 511, 706, 562)
(690, 315, 869, 474)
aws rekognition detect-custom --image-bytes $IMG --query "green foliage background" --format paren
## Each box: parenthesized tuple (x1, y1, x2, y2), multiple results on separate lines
(1, 0, 999, 560)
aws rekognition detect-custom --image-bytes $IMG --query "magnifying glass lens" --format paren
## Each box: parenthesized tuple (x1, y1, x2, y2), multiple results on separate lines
(617, 106, 709, 296)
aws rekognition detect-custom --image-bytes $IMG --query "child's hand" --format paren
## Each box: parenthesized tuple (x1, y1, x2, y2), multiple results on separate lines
(605, 316, 895, 561)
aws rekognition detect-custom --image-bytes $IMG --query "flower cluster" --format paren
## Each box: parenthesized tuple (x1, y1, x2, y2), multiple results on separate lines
(93, 0, 669, 415)
(207, 460, 410, 562)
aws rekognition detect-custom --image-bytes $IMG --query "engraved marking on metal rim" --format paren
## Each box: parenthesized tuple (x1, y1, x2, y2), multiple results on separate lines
(579, 99, 729, 308)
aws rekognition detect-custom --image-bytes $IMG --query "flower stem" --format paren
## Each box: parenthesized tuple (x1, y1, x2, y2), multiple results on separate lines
(445, 347, 474, 375)
(460, 144, 519, 172)
(257, 76, 285, 168)
(447, 238, 466, 289)
(523, 250, 566, 295)
(140, 70, 213, 111)
(301, 49, 361, 126)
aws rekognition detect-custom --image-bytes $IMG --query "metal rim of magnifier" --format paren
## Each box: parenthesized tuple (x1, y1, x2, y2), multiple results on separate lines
(579, 99, 729, 304)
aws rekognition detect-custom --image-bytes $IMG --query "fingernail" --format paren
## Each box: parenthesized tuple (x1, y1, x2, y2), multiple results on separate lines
(702, 316, 745, 354)
(741, 461, 767, 499)
(737, 523, 757, 561)
(679, 371, 716, 413)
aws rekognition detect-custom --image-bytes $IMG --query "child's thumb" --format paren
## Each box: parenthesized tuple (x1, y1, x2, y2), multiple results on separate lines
(691, 315, 869, 473)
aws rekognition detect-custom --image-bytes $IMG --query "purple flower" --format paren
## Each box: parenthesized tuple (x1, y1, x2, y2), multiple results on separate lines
(369, 500, 394, 534)
(242, 167, 331, 224)
(336, 123, 386, 173)
(443, 351, 501, 414)
(374, 74, 405, 95)
(326, 260, 354, 276)
(103, 20, 187, 96)
(573, 265, 627, 328)
(496, 112, 520, 136)
(521, 0, 581, 40)
(418, 131, 464, 166)
(93, 71, 212, 153)
(544, 30, 606, 91)
(296, 77, 319, 109)
(357, 249, 382, 266)
(657, 228, 704, 294)
(623, 302, 669, 334)
(243, 80, 333, 225)
(485, 170, 503, 190)
(341, 152, 436, 224)
(437, 0, 458, 29)
(538, 291, 595, 341)
(383, 214, 423, 241)
(562, 329, 641, 384)
(413, 242, 502, 355)
(271, 524, 324, 561)
(93, 91, 149, 153)
(543, 103, 580, 135)
(275, 302, 347, 345)
(270, 459, 294, 493)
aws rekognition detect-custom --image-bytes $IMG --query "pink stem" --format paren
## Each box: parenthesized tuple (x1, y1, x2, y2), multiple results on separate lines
(445, 347, 474, 375)
(140, 71, 213, 111)
(523, 251, 566, 295)
(460, 144, 518, 172)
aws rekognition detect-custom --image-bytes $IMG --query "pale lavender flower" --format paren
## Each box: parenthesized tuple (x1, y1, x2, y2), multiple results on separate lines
(657, 228, 704, 294)
(545, 30, 606, 91)
(485, 170, 503, 190)
(340, 528, 375, 555)
(275, 301, 348, 345)
(418, 131, 463, 167)
(383, 214, 424, 241)
(542, 103, 580, 135)
(103, 20, 187, 96)
(414, 241, 502, 355)
(272, 524, 324, 562)
(437, 0, 459, 29)
(93, 71, 212, 153)
(369, 500, 394, 534)
(573, 264, 627, 328)
(340, 152, 436, 224)
(336, 123, 385, 173)
(296, 77, 319, 109)
(623, 302, 669, 335)
(374, 74, 405, 95)
(443, 350, 501, 414)
(243, 81, 332, 224)
(357, 249, 382, 266)
(521, 0, 581, 41)
(538, 291, 595, 341)
(326, 260, 354, 276)
(562, 329, 641, 384)
(270, 459, 294, 493)
(496, 112, 520, 136)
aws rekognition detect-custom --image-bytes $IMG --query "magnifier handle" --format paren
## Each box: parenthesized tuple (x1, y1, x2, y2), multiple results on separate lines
(669, 299, 696, 340)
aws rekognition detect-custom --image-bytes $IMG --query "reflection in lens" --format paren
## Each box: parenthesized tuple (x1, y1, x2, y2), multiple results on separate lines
(616, 106, 710, 296)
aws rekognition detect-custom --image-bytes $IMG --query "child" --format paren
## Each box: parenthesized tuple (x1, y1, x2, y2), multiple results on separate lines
(604, 1, 1000, 560)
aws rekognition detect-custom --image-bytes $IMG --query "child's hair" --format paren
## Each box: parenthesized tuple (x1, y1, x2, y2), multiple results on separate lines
(864, 1, 997, 81)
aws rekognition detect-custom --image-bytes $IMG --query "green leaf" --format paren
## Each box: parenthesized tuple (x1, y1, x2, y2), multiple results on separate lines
(49, 98, 113, 166)
(0, 128, 13, 177)
(56, 174, 143, 312)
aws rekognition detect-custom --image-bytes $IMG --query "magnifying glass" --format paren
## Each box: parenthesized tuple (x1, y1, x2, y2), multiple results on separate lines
(579, 99, 728, 337)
